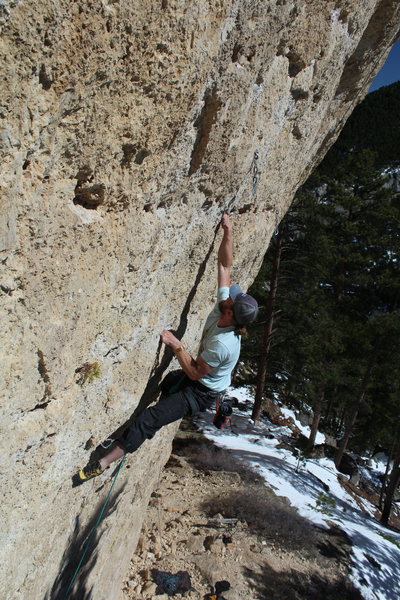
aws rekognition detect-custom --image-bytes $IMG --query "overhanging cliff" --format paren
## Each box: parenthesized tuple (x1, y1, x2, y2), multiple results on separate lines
(1, 1, 399, 598)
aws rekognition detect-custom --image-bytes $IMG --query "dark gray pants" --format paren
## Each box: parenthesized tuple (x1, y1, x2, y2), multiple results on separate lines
(118, 380, 219, 454)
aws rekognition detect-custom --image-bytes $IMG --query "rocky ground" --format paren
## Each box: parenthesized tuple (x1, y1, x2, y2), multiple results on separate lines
(120, 420, 363, 600)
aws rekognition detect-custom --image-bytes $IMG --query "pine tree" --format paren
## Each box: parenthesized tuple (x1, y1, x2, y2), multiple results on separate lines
(244, 148, 400, 462)
(252, 224, 284, 423)
(381, 434, 400, 525)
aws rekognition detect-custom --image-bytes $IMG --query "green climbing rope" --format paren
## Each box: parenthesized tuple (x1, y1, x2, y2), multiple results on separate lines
(64, 456, 126, 599)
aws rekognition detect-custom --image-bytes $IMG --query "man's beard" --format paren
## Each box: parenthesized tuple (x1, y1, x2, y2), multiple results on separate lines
(219, 299, 231, 313)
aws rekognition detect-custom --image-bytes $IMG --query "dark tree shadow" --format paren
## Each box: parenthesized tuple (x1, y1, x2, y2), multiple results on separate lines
(242, 562, 364, 600)
(317, 523, 353, 561)
(200, 486, 319, 554)
(173, 434, 261, 484)
(45, 482, 126, 600)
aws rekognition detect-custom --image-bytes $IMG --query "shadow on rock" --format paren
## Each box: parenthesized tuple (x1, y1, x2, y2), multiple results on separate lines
(44, 482, 126, 600)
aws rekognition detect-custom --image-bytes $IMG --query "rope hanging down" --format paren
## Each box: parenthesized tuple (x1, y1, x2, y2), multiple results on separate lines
(64, 456, 126, 600)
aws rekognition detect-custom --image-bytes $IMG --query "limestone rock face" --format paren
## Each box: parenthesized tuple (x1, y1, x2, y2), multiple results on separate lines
(0, 1, 399, 598)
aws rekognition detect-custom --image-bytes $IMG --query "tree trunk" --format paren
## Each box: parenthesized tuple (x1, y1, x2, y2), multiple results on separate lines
(307, 389, 324, 451)
(379, 419, 400, 510)
(334, 354, 375, 470)
(379, 451, 393, 511)
(381, 438, 400, 525)
(252, 227, 284, 423)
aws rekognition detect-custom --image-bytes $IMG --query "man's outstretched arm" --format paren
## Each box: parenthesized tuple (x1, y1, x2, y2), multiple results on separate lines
(218, 213, 233, 288)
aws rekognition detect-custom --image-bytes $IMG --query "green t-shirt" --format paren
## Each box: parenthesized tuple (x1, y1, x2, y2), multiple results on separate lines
(198, 287, 241, 392)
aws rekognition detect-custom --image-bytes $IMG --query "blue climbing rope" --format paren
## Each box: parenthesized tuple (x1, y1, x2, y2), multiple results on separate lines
(64, 456, 126, 599)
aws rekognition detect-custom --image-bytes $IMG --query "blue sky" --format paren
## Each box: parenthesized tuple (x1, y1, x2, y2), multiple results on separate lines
(369, 38, 400, 93)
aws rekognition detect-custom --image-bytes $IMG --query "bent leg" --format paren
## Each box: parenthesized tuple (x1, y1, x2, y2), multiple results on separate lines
(118, 391, 191, 454)
(77, 385, 211, 481)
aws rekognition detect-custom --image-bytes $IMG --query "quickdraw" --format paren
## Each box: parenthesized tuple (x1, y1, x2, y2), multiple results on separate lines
(252, 150, 259, 197)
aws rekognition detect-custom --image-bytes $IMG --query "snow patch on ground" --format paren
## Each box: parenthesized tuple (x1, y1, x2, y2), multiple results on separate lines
(195, 386, 400, 600)
(280, 405, 325, 444)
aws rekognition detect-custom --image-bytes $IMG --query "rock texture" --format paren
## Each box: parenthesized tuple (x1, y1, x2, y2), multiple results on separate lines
(0, 1, 399, 598)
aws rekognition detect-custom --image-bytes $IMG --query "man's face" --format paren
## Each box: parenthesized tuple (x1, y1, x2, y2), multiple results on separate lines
(219, 297, 234, 313)
(217, 297, 235, 327)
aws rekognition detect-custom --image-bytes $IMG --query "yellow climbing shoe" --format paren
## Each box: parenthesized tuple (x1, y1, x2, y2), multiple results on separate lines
(78, 460, 103, 481)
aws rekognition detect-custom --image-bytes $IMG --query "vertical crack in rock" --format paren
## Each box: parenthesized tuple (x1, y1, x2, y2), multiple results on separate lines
(107, 226, 220, 442)
(31, 349, 52, 410)
(189, 87, 221, 175)
(174, 224, 219, 341)
(143, 224, 219, 396)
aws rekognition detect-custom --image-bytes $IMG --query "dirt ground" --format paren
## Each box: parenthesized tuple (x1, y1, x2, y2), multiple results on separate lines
(120, 422, 363, 600)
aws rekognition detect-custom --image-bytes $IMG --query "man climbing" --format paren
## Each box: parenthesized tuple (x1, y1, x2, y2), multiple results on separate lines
(77, 214, 258, 481)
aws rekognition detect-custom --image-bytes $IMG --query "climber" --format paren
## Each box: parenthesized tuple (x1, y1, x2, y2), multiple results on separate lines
(77, 213, 258, 482)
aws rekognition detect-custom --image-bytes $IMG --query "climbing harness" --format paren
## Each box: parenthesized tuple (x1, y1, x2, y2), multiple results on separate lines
(63, 456, 126, 599)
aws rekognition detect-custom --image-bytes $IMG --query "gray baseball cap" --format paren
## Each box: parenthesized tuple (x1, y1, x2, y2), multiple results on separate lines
(229, 284, 258, 325)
